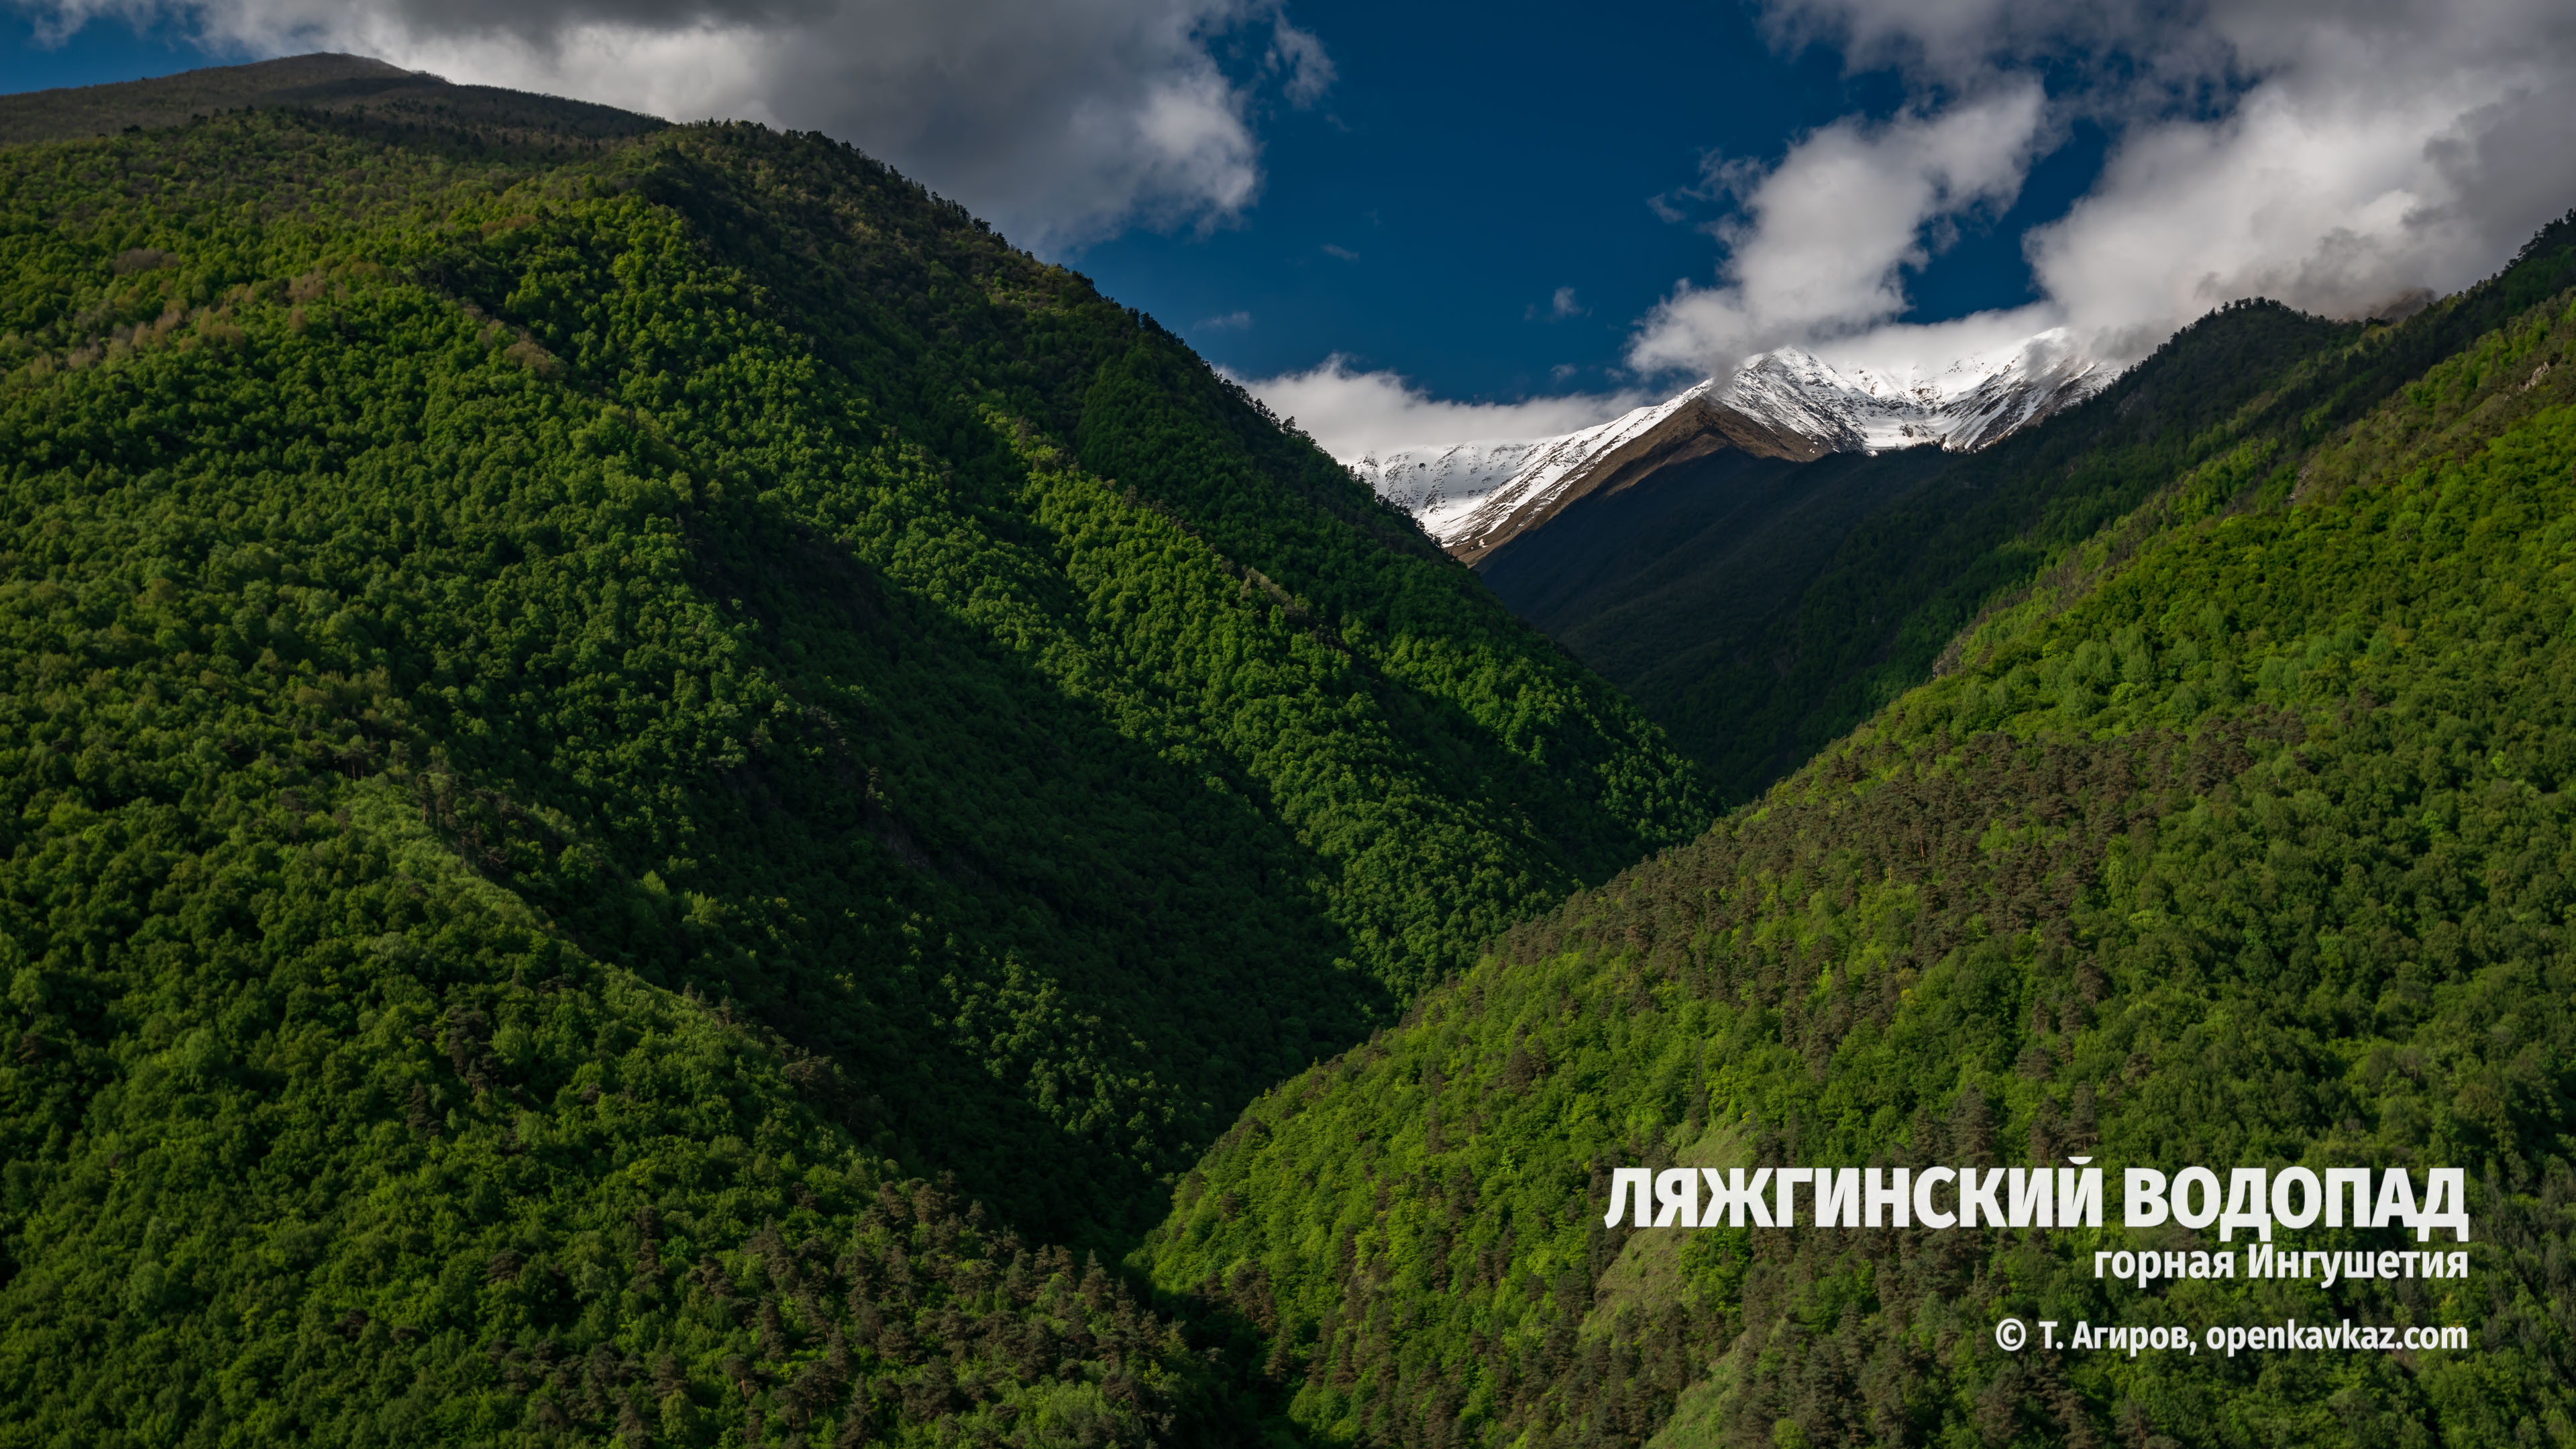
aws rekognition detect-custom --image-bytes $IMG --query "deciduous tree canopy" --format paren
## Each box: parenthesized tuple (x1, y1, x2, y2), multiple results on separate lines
(1152, 217, 2576, 1449)
(0, 95, 1702, 1446)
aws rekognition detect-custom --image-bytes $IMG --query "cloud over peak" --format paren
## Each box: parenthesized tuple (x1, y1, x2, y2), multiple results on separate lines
(1626, 85, 2047, 377)
(1263, 0, 2576, 466)
(1646, 0, 2576, 381)
(1238, 355, 1646, 460)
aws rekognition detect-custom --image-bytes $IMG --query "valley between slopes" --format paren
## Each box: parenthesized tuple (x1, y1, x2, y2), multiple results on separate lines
(3, 55, 2573, 1449)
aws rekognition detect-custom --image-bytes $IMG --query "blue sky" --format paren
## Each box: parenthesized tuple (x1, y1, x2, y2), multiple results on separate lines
(1073, 0, 1991, 402)
(3, 2, 2071, 402)
(1, 7, 242, 95)
(8, 0, 2573, 455)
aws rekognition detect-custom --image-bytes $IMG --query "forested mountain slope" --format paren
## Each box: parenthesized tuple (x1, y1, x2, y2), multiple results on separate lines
(0, 72, 1704, 1444)
(1146, 220, 2576, 1447)
(0, 53, 663, 145)
(1485, 225, 2576, 808)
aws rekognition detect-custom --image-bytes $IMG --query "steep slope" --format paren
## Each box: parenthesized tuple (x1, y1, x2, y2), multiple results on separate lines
(1146, 220, 2576, 1447)
(1364, 386, 1829, 567)
(0, 77, 1705, 1444)
(1353, 329, 2108, 564)
(1475, 445, 1951, 667)
(1482, 238, 2576, 812)
(1484, 301, 2359, 804)
(1, 785, 1230, 1446)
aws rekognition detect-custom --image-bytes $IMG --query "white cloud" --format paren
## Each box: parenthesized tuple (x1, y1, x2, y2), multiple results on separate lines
(1264, 14, 1332, 107)
(1274, 0, 2576, 456)
(1803, 303, 2062, 380)
(1743, 0, 2576, 369)
(1258, 88, 2059, 461)
(1234, 355, 1646, 461)
(1625, 85, 2047, 377)
(1756, 0, 2197, 93)
(19, 0, 1332, 250)
(1362, 0, 2576, 449)
(1532, 285, 1582, 321)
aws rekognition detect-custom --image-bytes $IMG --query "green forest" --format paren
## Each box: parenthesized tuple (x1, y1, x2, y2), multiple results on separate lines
(0, 64, 1701, 1446)
(1153, 225, 2576, 1445)
(2, 56, 2572, 1449)
(1487, 231, 2576, 812)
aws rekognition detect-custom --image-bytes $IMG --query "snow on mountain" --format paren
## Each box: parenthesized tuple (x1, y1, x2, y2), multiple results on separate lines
(1350, 437, 1551, 543)
(1354, 384, 1785, 553)
(1921, 330, 2112, 451)
(1726, 327, 2108, 453)
(1352, 328, 2111, 557)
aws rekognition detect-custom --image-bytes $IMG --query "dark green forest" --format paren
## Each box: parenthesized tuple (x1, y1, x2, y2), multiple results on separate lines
(1487, 232, 2576, 810)
(1151, 224, 2576, 1445)
(7, 54, 2575, 1449)
(0, 64, 1704, 1446)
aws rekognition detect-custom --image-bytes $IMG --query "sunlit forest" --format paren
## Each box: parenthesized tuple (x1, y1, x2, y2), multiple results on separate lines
(2, 58, 2571, 1449)
(1162, 225, 2576, 1447)
(0, 70, 1701, 1445)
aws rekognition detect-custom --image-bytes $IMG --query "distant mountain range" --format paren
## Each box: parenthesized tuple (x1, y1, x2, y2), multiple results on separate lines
(1354, 328, 2108, 562)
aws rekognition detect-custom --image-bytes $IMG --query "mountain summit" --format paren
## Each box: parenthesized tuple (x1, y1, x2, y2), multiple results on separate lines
(1356, 328, 2108, 561)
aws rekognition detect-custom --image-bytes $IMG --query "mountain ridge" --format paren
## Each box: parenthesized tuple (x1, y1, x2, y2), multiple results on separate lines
(0, 63, 1705, 1445)
(1353, 327, 2110, 563)
(0, 52, 664, 144)
(15, 51, 2576, 1449)
(1148, 210, 2576, 1449)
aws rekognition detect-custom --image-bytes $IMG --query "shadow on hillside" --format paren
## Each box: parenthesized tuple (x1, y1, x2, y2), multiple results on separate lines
(455, 482, 1387, 1252)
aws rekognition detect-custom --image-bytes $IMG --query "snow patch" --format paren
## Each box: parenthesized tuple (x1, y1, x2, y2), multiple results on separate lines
(1349, 438, 1548, 542)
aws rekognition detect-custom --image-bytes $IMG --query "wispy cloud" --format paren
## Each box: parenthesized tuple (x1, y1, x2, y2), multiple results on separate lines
(1245, 0, 2576, 462)
(1264, 13, 1332, 107)
(1321, 242, 1359, 261)
(1197, 309, 1253, 330)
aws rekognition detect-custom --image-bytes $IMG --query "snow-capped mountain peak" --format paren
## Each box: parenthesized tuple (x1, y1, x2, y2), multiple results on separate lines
(1350, 328, 2108, 559)
(1720, 327, 2105, 453)
(1357, 378, 1833, 562)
